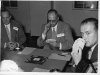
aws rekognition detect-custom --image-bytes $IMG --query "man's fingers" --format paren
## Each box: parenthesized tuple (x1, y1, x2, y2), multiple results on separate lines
(78, 47, 82, 56)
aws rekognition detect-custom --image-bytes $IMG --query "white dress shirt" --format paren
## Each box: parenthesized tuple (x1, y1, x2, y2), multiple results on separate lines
(4, 23, 11, 48)
(5, 23, 11, 33)
(42, 23, 62, 50)
(88, 44, 97, 59)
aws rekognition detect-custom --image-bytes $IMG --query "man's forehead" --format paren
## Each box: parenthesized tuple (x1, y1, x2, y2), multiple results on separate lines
(48, 12, 56, 16)
(81, 23, 95, 32)
(2, 11, 10, 17)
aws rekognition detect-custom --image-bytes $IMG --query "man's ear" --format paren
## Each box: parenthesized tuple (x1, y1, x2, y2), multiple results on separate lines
(57, 17, 59, 20)
(9, 15, 11, 19)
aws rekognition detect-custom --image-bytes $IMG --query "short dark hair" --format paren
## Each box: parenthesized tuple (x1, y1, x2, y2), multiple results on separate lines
(1, 8, 11, 16)
(47, 9, 58, 16)
(81, 18, 98, 31)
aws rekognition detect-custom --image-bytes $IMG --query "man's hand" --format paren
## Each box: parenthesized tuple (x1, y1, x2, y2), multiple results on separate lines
(71, 47, 82, 65)
(43, 23, 51, 34)
(71, 38, 85, 54)
(7, 42, 17, 50)
(71, 38, 85, 65)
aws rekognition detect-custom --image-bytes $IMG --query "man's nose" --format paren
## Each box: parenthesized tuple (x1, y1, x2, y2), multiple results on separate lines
(4, 18, 7, 21)
(50, 21, 53, 24)
(82, 34, 87, 41)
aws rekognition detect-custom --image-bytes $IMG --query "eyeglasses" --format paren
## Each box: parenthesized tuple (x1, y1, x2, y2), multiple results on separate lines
(48, 20, 57, 23)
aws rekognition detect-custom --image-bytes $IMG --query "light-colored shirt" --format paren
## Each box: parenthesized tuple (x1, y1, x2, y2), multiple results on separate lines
(4, 23, 11, 48)
(88, 44, 97, 59)
(42, 23, 62, 50)
(51, 24, 58, 32)
(4, 23, 11, 33)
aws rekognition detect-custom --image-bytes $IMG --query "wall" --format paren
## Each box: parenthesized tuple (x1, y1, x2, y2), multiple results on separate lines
(7, 1, 31, 33)
(54, 1, 98, 36)
(6, 1, 98, 36)
(30, 1, 51, 36)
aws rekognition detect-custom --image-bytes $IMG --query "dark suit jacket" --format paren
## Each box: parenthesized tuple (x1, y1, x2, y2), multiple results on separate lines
(1, 20, 26, 49)
(90, 45, 98, 62)
(75, 44, 98, 72)
(66, 45, 98, 73)
(82, 44, 98, 63)
(37, 21, 74, 50)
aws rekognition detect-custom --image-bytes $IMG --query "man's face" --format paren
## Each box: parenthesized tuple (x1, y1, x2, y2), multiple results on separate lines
(48, 12, 58, 27)
(80, 22, 98, 47)
(1, 11, 11, 25)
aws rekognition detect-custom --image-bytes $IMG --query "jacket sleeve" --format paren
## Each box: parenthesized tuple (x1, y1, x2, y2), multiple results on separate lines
(37, 25, 47, 47)
(16, 22, 26, 46)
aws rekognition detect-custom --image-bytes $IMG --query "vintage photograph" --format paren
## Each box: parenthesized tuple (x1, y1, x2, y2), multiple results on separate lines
(0, 0, 98, 74)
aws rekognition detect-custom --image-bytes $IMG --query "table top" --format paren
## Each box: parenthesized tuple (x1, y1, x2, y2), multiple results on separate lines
(4, 47, 71, 72)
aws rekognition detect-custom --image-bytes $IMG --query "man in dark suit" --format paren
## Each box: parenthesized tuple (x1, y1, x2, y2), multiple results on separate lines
(1, 9, 26, 51)
(66, 18, 98, 73)
(37, 9, 74, 51)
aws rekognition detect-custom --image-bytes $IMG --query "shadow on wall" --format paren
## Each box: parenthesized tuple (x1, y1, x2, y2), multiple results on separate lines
(11, 14, 15, 20)
(59, 14, 63, 21)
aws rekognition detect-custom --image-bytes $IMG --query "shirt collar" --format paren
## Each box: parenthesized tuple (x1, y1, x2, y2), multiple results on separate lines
(4, 23, 10, 26)
(91, 44, 97, 52)
(51, 23, 58, 31)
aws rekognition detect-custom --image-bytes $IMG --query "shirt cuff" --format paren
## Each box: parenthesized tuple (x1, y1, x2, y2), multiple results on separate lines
(16, 42, 19, 47)
(59, 43, 62, 50)
(4, 43, 7, 48)
(42, 33, 46, 40)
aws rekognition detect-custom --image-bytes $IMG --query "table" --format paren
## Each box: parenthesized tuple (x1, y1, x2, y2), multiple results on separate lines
(4, 47, 71, 72)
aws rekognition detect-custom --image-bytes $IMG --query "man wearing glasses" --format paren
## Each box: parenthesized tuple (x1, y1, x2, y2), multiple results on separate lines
(37, 9, 74, 51)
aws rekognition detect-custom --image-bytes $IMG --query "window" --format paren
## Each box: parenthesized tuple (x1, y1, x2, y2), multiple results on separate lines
(2, 0, 18, 8)
(73, 1, 98, 10)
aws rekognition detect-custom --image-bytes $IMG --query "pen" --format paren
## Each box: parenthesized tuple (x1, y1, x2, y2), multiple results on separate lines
(57, 54, 66, 57)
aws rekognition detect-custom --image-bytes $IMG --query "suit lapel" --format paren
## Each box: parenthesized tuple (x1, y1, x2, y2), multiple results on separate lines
(57, 21, 61, 34)
(1, 22, 9, 42)
(47, 28, 52, 39)
(90, 44, 98, 62)
(10, 21, 16, 42)
(56, 22, 62, 42)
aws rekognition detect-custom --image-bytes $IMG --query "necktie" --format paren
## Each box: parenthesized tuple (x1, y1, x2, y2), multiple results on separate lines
(5, 25, 11, 42)
(88, 49, 92, 59)
(52, 27, 57, 40)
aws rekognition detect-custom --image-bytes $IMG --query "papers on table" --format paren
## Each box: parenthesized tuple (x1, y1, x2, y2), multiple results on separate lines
(49, 53, 71, 61)
(17, 47, 36, 55)
(32, 67, 49, 72)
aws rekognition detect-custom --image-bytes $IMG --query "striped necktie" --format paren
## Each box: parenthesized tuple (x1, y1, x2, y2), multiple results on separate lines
(5, 25, 11, 42)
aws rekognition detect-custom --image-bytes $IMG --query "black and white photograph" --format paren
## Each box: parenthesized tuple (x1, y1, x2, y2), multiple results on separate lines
(0, 0, 99, 74)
